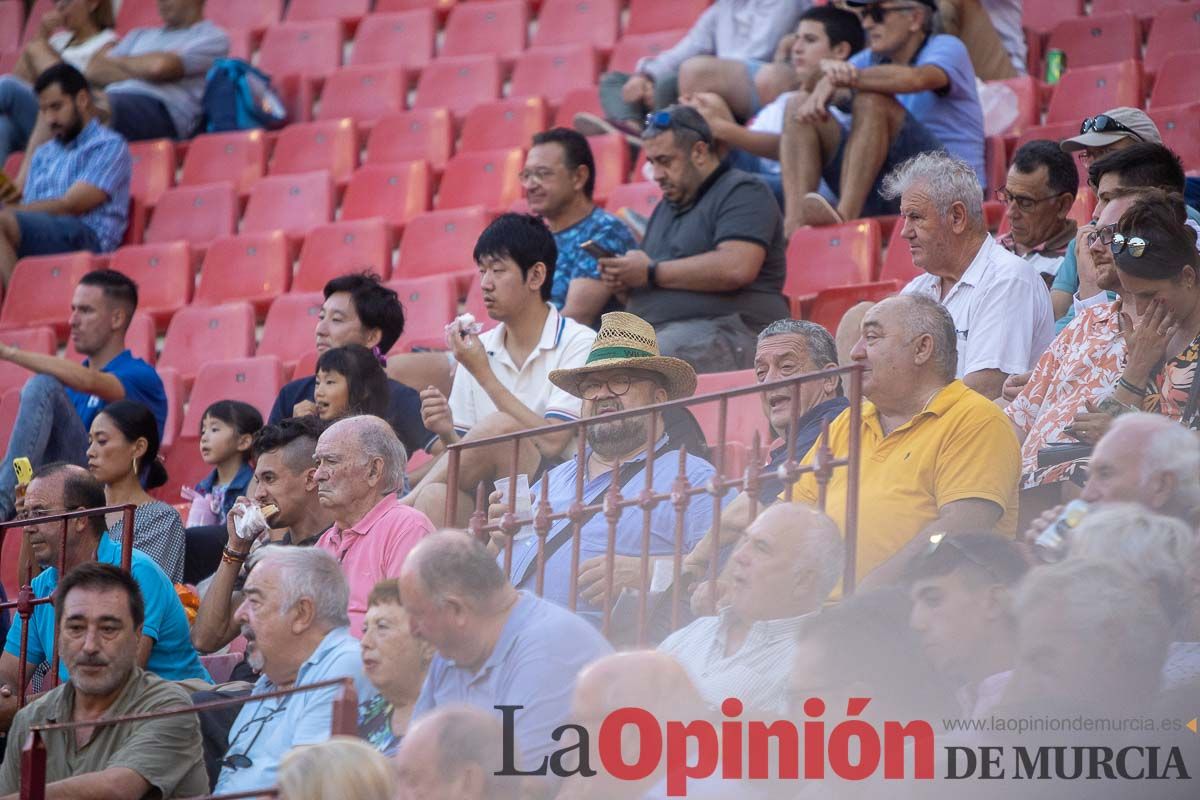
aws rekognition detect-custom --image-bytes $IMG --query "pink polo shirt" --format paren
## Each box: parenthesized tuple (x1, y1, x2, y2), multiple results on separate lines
(315, 496, 435, 637)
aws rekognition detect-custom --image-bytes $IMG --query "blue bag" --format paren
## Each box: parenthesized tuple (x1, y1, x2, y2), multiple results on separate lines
(202, 58, 288, 133)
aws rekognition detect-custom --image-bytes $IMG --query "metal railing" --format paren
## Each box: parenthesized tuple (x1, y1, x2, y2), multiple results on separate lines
(18, 676, 358, 800)
(443, 365, 864, 643)
(0, 504, 135, 706)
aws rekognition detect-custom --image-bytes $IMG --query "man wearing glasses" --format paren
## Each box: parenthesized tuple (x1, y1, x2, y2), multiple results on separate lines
(996, 140, 1081, 284)
(778, 0, 984, 233)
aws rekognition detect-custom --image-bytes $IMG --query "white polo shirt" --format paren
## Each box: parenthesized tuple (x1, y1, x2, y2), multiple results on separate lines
(902, 234, 1055, 378)
(447, 303, 596, 438)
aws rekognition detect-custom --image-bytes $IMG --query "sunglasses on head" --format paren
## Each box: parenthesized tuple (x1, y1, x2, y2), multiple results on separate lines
(644, 110, 712, 144)
(925, 533, 1004, 582)
(854, 2, 922, 24)
(1079, 115, 1143, 141)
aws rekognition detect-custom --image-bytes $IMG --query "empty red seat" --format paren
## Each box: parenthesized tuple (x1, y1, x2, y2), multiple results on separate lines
(270, 119, 358, 184)
(342, 162, 433, 231)
(609, 30, 686, 74)
(128, 139, 175, 208)
(158, 367, 182, 453)
(586, 133, 629, 204)
(180, 130, 268, 195)
(1148, 103, 1200, 173)
(1045, 12, 1140, 71)
(159, 302, 257, 387)
(690, 369, 766, 450)
(108, 241, 193, 329)
(1014, 120, 1080, 153)
(315, 65, 409, 126)
(206, 0, 282, 36)
(0, 387, 20, 472)
(625, 0, 708, 36)
(510, 44, 601, 107)
(1044, 60, 1142, 125)
(808, 281, 902, 335)
(554, 87, 603, 128)
(1146, 4, 1200, 77)
(65, 311, 156, 365)
(258, 292, 326, 371)
(0, 252, 92, 336)
(114, 0, 159, 34)
(879, 220, 922, 285)
(395, 206, 491, 282)
(441, 0, 527, 61)
(784, 220, 881, 316)
(350, 10, 436, 69)
(257, 20, 343, 79)
(242, 171, 335, 240)
(19, 0, 53, 44)
(437, 149, 524, 213)
(0, 1, 23, 51)
(284, 0, 369, 27)
(386, 274, 460, 350)
(460, 98, 548, 153)
(144, 183, 238, 247)
(533, 0, 619, 51)
(1021, 0, 1084, 36)
(1092, 0, 1181, 25)
(0, 327, 56, 393)
(366, 109, 455, 172)
(296, 219, 394, 292)
(413, 55, 502, 120)
(1149, 51, 1200, 108)
(604, 180, 661, 219)
(182, 357, 285, 433)
(195, 231, 292, 313)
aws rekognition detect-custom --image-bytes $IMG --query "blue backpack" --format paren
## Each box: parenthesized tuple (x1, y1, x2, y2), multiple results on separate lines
(202, 58, 288, 133)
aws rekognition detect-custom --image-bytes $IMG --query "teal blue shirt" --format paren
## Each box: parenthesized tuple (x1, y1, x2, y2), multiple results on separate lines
(3, 536, 209, 683)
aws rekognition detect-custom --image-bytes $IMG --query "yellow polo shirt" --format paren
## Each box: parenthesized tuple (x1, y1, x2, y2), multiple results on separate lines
(785, 380, 1020, 581)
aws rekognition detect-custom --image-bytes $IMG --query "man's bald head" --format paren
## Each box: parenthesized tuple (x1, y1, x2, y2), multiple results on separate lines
(396, 705, 519, 800)
(572, 651, 705, 725)
(402, 530, 509, 610)
(321, 414, 407, 489)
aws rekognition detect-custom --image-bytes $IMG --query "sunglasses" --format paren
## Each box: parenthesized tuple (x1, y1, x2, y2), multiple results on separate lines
(854, 2, 922, 24)
(1087, 224, 1149, 257)
(644, 110, 712, 144)
(1079, 115, 1144, 142)
(925, 533, 1004, 582)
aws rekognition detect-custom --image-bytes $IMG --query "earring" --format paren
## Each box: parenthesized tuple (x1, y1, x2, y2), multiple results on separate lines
(131, 456, 139, 476)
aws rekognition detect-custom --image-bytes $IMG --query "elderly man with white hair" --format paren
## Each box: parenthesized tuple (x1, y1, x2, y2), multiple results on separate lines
(395, 705, 520, 800)
(887, 151, 1055, 399)
(214, 546, 372, 795)
(314, 415, 434, 636)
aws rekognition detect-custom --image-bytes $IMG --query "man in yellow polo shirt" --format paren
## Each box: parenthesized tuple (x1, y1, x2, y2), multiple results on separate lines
(787, 294, 1020, 587)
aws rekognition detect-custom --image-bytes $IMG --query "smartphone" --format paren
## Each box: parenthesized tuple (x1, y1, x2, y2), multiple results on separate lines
(12, 457, 32, 488)
(580, 239, 615, 259)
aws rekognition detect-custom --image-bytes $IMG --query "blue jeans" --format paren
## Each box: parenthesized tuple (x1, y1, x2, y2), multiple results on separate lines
(0, 75, 39, 164)
(0, 375, 91, 519)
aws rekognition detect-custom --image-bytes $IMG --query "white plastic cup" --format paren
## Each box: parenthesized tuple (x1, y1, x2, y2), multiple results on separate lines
(494, 473, 535, 540)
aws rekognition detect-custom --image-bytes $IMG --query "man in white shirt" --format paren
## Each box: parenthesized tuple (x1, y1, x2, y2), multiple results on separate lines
(404, 214, 596, 526)
(886, 151, 1054, 399)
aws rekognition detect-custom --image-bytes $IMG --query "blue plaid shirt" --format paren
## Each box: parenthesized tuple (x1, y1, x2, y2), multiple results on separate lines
(24, 119, 131, 251)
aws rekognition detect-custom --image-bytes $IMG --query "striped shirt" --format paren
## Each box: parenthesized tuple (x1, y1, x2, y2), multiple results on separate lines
(659, 608, 813, 713)
(24, 119, 131, 251)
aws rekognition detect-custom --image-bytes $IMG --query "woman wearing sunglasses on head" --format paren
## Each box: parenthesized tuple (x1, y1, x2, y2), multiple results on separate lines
(1097, 190, 1200, 428)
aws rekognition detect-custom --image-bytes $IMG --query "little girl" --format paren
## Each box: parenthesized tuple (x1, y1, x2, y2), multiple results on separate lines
(313, 344, 391, 423)
(186, 400, 263, 527)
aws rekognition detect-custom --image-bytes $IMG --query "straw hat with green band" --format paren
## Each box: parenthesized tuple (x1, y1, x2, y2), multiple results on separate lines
(549, 312, 697, 400)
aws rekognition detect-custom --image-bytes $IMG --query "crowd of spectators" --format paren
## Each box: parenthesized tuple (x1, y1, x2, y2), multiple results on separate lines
(2, 0, 1200, 797)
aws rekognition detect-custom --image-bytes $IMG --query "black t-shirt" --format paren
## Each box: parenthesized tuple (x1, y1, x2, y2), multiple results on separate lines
(268, 376, 433, 456)
(630, 161, 789, 330)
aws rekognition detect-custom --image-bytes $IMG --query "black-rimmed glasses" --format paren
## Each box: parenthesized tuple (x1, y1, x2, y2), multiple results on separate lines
(993, 187, 1063, 212)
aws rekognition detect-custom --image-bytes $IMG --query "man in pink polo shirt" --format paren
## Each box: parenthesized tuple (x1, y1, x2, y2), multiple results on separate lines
(313, 415, 435, 636)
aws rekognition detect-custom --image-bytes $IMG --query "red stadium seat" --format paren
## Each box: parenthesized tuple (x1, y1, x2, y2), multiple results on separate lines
(342, 161, 434, 231)
(257, 20, 344, 79)
(242, 170, 335, 240)
(179, 130, 268, 195)
(2, 151, 19, 179)
(1045, 12, 1140, 71)
(395, 206, 491, 282)
(0, 253, 92, 337)
(182, 357, 285, 432)
(587, 133, 630, 204)
(1044, 60, 1142, 125)
(376, 0, 456, 17)
(554, 87, 603, 128)
(807, 281, 902, 335)
(440, 0, 527, 61)
(315, 65, 409, 126)
(691, 369, 767, 451)
(144, 183, 239, 247)
(195, 231, 292, 313)
(159, 302, 257, 387)
(258, 292, 325, 371)
(295, 218, 394, 291)
(18, 0, 50, 46)
(108, 242, 193, 329)
(366, 109, 455, 173)
(65, 312, 156, 365)
(413, 55, 502, 120)
(990, 75, 1040, 137)
(625, 0, 708, 36)
(532, 0, 619, 51)
(114, 0, 159, 35)
(284, 0, 369, 28)
(1, 498, 23, 597)
(1022, 0, 1084, 36)
(128, 139, 175, 208)
(604, 180, 661, 219)
(879, 220, 922, 284)
(460, 98, 548, 153)
(1148, 103, 1200, 173)
(159, 367, 182, 454)
(509, 44, 601, 107)
(387, 274, 460, 350)
(269, 119, 358, 184)
(784, 220, 881, 317)
(1092, 0, 1181, 26)
(295, 350, 319, 378)
(436, 149, 524, 213)
(349, 10, 436, 69)
(206, 0, 282, 36)
(0, 50, 18, 76)
(1014, 120, 1080, 154)
(0, 327, 56, 394)
(608, 30, 686, 74)
(0, 387, 20, 470)
(1149, 51, 1200, 108)
(1145, 4, 1200, 78)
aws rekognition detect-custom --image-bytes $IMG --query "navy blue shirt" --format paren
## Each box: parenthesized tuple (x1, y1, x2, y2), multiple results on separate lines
(268, 376, 433, 457)
(195, 461, 255, 521)
(758, 396, 851, 505)
(67, 349, 167, 438)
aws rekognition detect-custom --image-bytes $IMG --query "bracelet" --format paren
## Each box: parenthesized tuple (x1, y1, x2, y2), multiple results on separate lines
(221, 546, 247, 565)
(1117, 377, 1147, 397)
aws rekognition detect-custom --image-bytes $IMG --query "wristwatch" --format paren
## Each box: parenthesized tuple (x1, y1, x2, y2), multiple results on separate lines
(646, 261, 658, 289)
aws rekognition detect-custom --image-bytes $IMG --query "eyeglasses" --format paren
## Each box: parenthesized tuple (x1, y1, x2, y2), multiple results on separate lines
(854, 3, 921, 24)
(925, 533, 1003, 582)
(518, 166, 557, 183)
(221, 702, 288, 772)
(578, 374, 655, 400)
(1087, 224, 1149, 257)
(993, 187, 1063, 212)
(1079, 115, 1144, 142)
(643, 110, 712, 144)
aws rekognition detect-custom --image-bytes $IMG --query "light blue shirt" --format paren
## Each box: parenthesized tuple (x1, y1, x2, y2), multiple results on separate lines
(850, 34, 985, 185)
(214, 627, 371, 795)
(412, 592, 612, 770)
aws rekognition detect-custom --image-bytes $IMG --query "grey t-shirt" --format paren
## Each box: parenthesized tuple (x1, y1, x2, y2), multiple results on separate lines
(106, 19, 229, 138)
(629, 163, 789, 330)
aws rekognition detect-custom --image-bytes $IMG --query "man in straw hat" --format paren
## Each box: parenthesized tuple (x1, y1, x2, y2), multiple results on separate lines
(487, 311, 733, 629)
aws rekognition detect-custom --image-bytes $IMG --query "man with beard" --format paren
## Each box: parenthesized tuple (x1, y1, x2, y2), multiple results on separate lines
(0, 562, 208, 797)
(487, 312, 729, 626)
(0, 63, 130, 285)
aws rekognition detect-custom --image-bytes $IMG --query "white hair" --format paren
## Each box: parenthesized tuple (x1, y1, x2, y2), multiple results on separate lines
(324, 415, 408, 491)
(756, 503, 845, 601)
(880, 151, 985, 227)
(249, 545, 350, 628)
(1126, 414, 1200, 511)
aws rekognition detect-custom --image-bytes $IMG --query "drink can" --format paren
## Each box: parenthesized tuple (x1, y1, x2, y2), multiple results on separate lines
(1033, 499, 1088, 563)
(1044, 49, 1066, 85)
